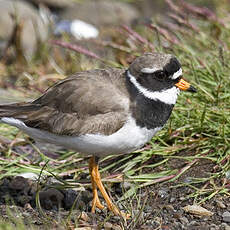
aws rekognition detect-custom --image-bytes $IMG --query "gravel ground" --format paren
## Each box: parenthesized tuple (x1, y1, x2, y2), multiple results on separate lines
(0, 173, 230, 230)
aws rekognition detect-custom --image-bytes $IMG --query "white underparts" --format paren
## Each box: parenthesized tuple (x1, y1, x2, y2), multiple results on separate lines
(1, 117, 162, 157)
(127, 71, 180, 105)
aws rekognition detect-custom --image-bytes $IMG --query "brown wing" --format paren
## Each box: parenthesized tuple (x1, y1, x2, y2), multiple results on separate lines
(0, 69, 130, 136)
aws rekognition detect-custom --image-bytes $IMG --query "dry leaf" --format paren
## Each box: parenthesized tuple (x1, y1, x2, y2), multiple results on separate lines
(183, 205, 213, 216)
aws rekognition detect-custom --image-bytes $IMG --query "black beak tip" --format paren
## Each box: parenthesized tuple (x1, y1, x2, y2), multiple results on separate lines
(188, 85, 197, 93)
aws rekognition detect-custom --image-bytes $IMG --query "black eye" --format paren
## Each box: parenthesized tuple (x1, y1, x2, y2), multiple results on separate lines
(154, 71, 166, 80)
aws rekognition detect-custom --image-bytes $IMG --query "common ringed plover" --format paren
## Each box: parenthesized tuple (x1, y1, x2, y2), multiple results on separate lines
(0, 52, 196, 218)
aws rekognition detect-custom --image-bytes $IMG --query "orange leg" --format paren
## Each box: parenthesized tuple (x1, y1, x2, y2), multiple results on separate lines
(89, 156, 130, 219)
(89, 157, 104, 212)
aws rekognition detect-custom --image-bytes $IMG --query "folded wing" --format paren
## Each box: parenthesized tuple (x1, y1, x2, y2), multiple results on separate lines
(0, 69, 130, 136)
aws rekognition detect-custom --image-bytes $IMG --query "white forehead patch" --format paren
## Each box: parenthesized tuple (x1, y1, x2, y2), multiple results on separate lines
(141, 67, 159, 74)
(127, 71, 180, 105)
(171, 68, 182, 80)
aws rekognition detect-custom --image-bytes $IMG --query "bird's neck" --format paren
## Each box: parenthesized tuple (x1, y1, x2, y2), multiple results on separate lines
(125, 70, 175, 130)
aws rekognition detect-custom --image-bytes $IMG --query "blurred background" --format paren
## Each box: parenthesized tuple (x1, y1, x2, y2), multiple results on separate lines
(0, 0, 228, 101)
(0, 0, 221, 61)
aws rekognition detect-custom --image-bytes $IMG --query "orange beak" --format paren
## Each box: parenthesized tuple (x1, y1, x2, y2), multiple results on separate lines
(175, 78, 197, 92)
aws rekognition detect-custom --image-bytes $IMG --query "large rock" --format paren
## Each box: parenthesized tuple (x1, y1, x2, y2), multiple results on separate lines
(26, 0, 74, 8)
(60, 0, 140, 28)
(0, 0, 48, 60)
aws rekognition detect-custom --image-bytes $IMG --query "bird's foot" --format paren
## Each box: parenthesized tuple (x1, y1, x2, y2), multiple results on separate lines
(91, 194, 104, 213)
(108, 202, 131, 219)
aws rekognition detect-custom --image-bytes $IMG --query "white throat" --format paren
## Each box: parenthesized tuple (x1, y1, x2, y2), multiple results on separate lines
(127, 70, 180, 105)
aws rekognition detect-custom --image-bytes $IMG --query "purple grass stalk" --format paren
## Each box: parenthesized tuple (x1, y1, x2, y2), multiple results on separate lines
(140, 174, 175, 187)
(148, 24, 180, 45)
(141, 158, 198, 187)
(177, 159, 198, 176)
(165, 0, 185, 17)
(169, 13, 200, 33)
(122, 25, 154, 51)
(160, 21, 191, 36)
(164, 158, 198, 183)
(180, 0, 226, 26)
(94, 40, 133, 53)
(51, 40, 101, 60)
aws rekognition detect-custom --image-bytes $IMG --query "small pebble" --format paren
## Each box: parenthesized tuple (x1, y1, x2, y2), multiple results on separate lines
(104, 222, 113, 230)
(188, 220, 198, 226)
(158, 189, 169, 198)
(164, 205, 174, 212)
(9, 176, 30, 191)
(169, 197, 176, 203)
(144, 205, 153, 212)
(225, 170, 230, 179)
(24, 203, 33, 210)
(38, 188, 64, 210)
(221, 223, 230, 230)
(123, 182, 132, 189)
(216, 200, 226, 209)
(210, 223, 218, 230)
(22, 212, 31, 217)
(183, 177, 192, 184)
(179, 216, 189, 225)
(223, 211, 230, 223)
(79, 211, 89, 222)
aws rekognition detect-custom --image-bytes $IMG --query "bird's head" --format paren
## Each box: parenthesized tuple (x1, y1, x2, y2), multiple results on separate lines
(127, 52, 196, 97)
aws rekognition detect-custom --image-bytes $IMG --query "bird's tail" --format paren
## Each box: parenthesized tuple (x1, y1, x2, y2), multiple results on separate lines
(0, 102, 40, 120)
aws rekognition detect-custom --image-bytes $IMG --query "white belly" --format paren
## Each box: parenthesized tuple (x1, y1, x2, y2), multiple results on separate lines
(1, 117, 162, 157)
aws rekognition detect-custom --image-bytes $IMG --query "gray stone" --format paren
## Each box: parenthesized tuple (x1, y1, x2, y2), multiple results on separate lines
(9, 176, 30, 192)
(221, 223, 230, 230)
(62, 189, 90, 211)
(188, 220, 198, 226)
(216, 200, 226, 209)
(158, 188, 169, 198)
(60, 0, 140, 28)
(179, 216, 189, 225)
(0, 0, 48, 60)
(169, 196, 176, 203)
(210, 224, 218, 230)
(104, 222, 113, 230)
(179, 196, 186, 201)
(123, 181, 132, 190)
(26, 0, 74, 8)
(38, 188, 64, 210)
(223, 211, 230, 223)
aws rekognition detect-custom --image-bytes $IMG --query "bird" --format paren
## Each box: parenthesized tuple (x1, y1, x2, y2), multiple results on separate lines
(0, 52, 196, 218)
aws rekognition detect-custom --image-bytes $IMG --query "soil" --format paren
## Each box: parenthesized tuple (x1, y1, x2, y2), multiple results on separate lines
(0, 156, 230, 230)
